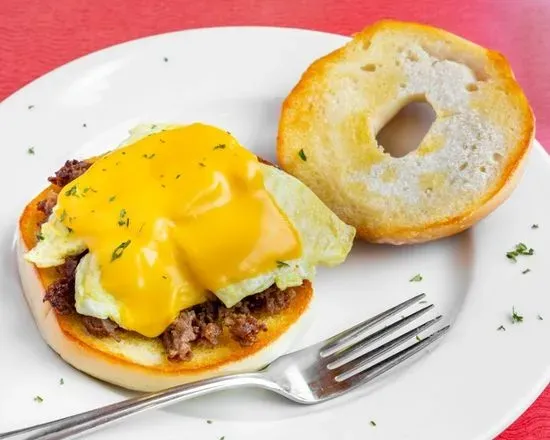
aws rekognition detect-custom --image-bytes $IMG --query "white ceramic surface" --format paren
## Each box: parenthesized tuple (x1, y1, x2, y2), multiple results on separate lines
(0, 27, 549, 440)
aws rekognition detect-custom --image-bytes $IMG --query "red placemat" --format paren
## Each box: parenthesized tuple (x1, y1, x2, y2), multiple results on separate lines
(2, 0, 549, 438)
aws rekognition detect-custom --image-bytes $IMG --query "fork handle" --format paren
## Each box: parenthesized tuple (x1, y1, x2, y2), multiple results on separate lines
(0, 373, 274, 440)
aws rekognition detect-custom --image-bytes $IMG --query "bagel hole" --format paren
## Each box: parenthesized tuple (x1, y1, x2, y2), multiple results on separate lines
(466, 83, 479, 92)
(361, 63, 377, 72)
(376, 98, 436, 158)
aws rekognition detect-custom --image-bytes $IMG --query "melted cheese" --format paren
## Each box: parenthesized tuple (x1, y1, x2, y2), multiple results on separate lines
(55, 124, 302, 337)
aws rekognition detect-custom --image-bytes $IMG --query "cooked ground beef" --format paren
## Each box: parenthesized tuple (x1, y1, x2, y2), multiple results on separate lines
(225, 314, 267, 346)
(48, 160, 91, 187)
(162, 310, 198, 361)
(43, 253, 85, 314)
(36, 190, 58, 218)
(43, 277, 75, 315)
(200, 322, 222, 346)
(82, 316, 119, 339)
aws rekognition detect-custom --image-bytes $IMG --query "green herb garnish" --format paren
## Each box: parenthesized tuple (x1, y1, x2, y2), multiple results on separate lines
(419, 300, 428, 304)
(36, 232, 45, 241)
(213, 144, 226, 150)
(82, 123, 87, 128)
(118, 209, 128, 226)
(206, 420, 213, 424)
(34, 395, 44, 403)
(59, 378, 64, 385)
(497, 325, 506, 331)
(163, 57, 169, 62)
(410, 274, 423, 282)
(522, 268, 531, 274)
(415, 335, 422, 342)
(111, 240, 131, 262)
(28, 105, 34, 110)
(65, 185, 78, 197)
(59, 209, 67, 222)
(176, 174, 181, 179)
(109, 196, 116, 202)
(511, 307, 524, 324)
(538, 315, 544, 321)
(199, 162, 206, 167)
(506, 243, 534, 262)
(298, 149, 307, 161)
(27, 147, 35, 155)
(532, 224, 539, 229)
(142, 153, 156, 159)
(370, 421, 376, 427)
(276, 260, 289, 268)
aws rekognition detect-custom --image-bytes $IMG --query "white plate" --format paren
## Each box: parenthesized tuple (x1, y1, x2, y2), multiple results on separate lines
(0, 27, 549, 440)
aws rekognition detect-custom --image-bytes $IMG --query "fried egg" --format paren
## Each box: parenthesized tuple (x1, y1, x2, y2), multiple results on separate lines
(26, 124, 355, 338)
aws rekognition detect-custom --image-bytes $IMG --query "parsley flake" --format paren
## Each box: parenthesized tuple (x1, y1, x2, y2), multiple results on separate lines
(27, 147, 35, 155)
(176, 174, 181, 179)
(415, 335, 422, 342)
(410, 274, 423, 282)
(111, 240, 131, 262)
(532, 224, 539, 229)
(163, 57, 169, 62)
(109, 196, 116, 202)
(276, 260, 289, 268)
(199, 162, 206, 167)
(511, 307, 524, 324)
(36, 232, 45, 241)
(142, 153, 156, 159)
(497, 325, 506, 331)
(522, 268, 531, 274)
(59, 378, 64, 385)
(28, 104, 35, 110)
(82, 123, 87, 128)
(34, 395, 44, 403)
(65, 185, 78, 197)
(538, 314, 544, 321)
(117, 209, 128, 226)
(206, 420, 213, 424)
(506, 243, 534, 262)
(419, 300, 428, 304)
(59, 209, 67, 222)
(220, 437, 225, 440)
(213, 144, 226, 150)
(162, 275, 168, 280)
(298, 149, 307, 161)
(370, 421, 377, 427)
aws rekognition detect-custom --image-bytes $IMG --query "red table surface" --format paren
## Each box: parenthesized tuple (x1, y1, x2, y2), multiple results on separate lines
(2, 0, 549, 437)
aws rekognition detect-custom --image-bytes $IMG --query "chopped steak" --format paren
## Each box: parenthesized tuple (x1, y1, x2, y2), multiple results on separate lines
(55, 254, 84, 278)
(82, 316, 119, 340)
(199, 322, 222, 346)
(162, 311, 198, 361)
(44, 253, 86, 314)
(48, 160, 91, 187)
(44, 278, 75, 315)
(225, 314, 267, 346)
(36, 190, 58, 218)
(239, 285, 297, 315)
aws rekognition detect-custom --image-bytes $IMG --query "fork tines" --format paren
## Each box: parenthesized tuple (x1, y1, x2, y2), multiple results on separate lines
(320, 294, 449, 390)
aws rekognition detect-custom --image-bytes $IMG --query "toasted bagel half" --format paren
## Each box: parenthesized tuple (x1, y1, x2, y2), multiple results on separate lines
(18, 187, 313, 392)
(277, 20, 535, 244)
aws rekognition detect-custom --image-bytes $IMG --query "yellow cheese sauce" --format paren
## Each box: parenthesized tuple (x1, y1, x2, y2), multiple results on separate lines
(56, 124, 302, 337)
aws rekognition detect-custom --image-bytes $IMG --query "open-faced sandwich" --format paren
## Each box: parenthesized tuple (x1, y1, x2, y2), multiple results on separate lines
(18, 123, 355, 391)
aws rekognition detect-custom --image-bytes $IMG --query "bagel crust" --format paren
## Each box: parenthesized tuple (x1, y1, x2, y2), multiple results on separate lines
(18, 187, 313, 391)
(277, 20, 535, 244)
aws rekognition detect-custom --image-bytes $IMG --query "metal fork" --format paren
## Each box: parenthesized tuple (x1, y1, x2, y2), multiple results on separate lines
(1, 293, 449, 440)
